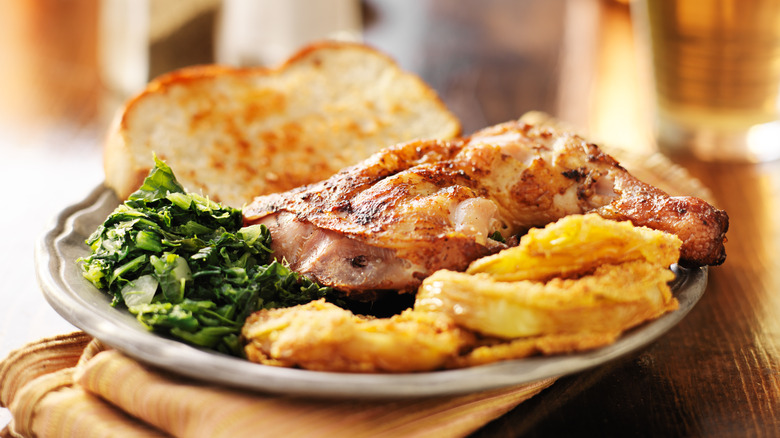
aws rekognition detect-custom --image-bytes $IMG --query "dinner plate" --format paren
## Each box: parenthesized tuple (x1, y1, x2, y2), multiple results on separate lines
(36, 184, 707, 399)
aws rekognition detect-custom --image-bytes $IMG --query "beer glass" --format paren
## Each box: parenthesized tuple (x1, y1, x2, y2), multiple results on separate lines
(632, 0, 780, 162)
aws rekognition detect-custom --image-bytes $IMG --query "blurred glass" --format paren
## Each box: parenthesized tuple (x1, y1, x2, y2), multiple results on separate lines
(99, 0, 362, 106)
(632, 0, 780, 162)
(0, 0, 101, 125)
(216, 0, 361, 67)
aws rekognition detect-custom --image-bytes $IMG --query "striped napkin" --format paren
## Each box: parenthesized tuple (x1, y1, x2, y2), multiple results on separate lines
(0, 332, 554, 438)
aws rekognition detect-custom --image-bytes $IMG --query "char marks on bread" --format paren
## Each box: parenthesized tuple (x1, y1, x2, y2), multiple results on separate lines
(103, 41, 462, 207)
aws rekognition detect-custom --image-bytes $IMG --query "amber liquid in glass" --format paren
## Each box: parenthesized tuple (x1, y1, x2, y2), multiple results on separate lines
(643, 0, 780, 161)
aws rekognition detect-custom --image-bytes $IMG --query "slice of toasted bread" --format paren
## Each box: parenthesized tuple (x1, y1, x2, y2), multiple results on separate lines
(104, 41, 462, 207)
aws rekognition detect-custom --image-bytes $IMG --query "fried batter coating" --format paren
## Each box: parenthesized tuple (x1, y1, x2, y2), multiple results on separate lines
(242, 215, 684, 372)
(242, 299, 474, 373)
(467, 213, 682, 281)
(416, 261, 678, 339)
(415, 215, 682, 366)
(446, 331, 621, 369)
(414, 214, 681, 339)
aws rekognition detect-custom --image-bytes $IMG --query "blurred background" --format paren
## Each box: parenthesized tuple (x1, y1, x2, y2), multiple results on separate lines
(0, 0, 650, 147)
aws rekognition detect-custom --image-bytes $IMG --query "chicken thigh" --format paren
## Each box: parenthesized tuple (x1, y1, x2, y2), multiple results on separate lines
(243, 120, 728, 298)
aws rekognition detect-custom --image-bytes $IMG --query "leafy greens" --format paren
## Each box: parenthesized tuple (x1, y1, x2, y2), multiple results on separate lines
(79, 157, 335, 356)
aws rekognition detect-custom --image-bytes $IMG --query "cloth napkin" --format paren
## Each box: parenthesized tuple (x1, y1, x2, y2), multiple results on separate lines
(0, 332, 555, 438)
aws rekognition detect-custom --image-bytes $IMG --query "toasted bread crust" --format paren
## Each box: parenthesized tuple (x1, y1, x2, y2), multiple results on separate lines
(104, 41, 461, 207)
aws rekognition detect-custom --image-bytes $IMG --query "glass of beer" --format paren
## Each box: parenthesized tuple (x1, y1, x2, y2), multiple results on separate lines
(632, 0, 780, 162)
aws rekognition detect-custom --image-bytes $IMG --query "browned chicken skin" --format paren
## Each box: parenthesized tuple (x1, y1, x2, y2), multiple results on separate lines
(244, 120, 728, 297)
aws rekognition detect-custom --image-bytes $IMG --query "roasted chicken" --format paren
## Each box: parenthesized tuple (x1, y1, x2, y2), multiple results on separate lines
(244, 120, 728, 298)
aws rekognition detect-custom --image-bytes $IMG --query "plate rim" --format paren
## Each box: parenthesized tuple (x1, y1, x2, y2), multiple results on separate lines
(35, 183, 708, 399)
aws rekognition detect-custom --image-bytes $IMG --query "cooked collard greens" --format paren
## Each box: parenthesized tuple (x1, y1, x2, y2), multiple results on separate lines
(79, 157, 334, 355)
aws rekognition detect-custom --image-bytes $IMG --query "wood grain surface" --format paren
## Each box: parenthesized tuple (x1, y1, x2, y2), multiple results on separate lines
(1, 0, 777, 436)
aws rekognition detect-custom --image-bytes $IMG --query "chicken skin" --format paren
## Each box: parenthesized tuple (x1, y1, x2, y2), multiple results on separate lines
(243, 120, 728, 297)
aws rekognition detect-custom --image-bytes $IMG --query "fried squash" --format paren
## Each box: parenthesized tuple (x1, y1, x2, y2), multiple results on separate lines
(242, 214, 684, 372)
(416, 214, 681, 341)
(466, 213, 682, 282)
(416, 261, 678, 339)
(242, 299, 474, 373)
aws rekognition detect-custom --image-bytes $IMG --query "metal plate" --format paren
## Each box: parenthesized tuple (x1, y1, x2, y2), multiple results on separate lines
(36, 184, 707, 399)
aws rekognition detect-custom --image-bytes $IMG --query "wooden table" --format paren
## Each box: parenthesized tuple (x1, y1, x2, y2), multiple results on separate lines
(1, 0, 778, 435)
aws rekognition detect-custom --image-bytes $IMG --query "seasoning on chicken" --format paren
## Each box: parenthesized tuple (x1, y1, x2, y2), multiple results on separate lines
(243, 120, 728, 298)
